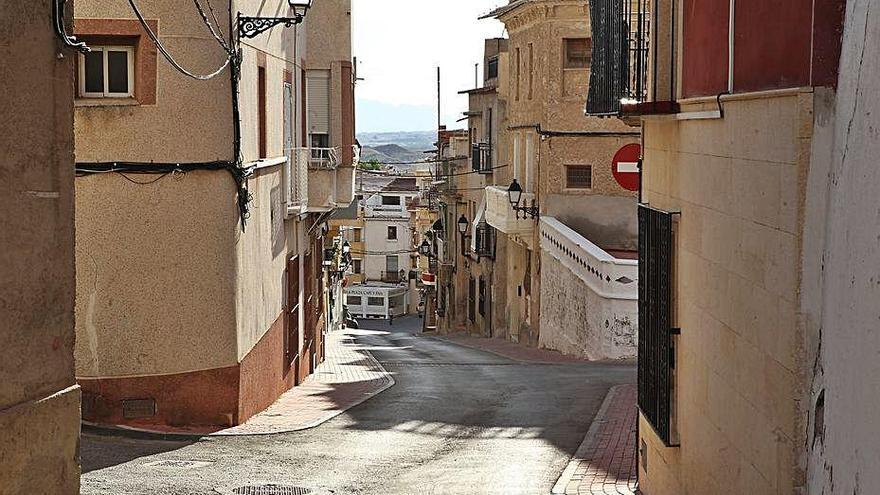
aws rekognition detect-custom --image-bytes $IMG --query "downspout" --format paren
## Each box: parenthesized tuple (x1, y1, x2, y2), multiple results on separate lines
(728, 0, 735, 92)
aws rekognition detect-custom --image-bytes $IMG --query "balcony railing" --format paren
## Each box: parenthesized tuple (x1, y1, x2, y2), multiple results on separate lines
(485, 185, 535, 235)
(380, 271, 406, 284)
(586, 0, 651, 116)
(474, 223, 495, 259)
(286, 146, 356, 213)
(472, 143, 493, 173)
(538, 216, 638, 301)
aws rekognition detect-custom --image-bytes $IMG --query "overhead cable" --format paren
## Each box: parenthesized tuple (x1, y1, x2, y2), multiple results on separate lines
(125, 0, 232, 80)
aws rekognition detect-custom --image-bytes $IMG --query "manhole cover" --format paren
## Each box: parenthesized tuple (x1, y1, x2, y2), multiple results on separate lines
(231, 486, 313, 495)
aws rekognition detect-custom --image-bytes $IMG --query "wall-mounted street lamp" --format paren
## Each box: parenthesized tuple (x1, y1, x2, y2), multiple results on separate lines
(507, 179, 539, 219)
(238, 0, 313, 39)
(432, 219, 444, 236)
(457, 215, 472, 257)
(419, 239, 433, 258)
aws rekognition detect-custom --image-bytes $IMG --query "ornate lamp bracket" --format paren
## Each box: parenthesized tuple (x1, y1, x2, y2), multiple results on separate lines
(237, 14, 304, 39)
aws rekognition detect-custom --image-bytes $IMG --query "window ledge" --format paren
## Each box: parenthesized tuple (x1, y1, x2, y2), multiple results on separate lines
(75, 98, 139, 107)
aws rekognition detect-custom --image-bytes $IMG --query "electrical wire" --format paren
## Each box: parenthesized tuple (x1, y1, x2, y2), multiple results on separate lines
(357, 164, 508, 179)
(125, 0, 232, 80)
(192, 0, 232, 53)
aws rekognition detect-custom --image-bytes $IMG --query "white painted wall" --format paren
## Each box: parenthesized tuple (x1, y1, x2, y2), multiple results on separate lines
(807, 3, 880, 493)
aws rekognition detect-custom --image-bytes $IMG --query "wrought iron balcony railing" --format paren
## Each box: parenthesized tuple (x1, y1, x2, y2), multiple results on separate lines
(586, 0, 651, 116)
(472, 143, 493, 173)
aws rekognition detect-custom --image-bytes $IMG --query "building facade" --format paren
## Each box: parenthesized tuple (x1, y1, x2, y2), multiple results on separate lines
(0, 2, 82, 491)
(461, 0, 640, 360)
(73, 0, 356, 429)
(584, 0, 850, 492)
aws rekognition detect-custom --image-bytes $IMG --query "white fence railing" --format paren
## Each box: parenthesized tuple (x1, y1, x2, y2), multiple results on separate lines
(539, 216, 638, 300)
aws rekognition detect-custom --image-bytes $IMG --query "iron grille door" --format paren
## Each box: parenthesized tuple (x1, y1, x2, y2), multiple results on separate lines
(638, 204, 675, 446)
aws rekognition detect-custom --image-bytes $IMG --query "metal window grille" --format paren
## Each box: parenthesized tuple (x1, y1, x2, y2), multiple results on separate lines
(566, 165, 593, 189)
(638, 204, 676, 446)
(586, 0, 651, 115)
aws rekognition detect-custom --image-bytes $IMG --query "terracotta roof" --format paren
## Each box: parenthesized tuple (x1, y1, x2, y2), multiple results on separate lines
(382, 177, 418, 192)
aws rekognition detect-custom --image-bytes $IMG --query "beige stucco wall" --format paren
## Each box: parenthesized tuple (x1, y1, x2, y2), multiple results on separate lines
(1, 0, 81, 490)
(234, 167, 292, 360)
(75, 172, 240, 376)
(74, 0, 233, 162)
(638, 92, 817, 494)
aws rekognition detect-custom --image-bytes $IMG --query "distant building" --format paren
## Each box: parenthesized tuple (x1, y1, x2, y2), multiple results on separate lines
(363, 178, 420, 284)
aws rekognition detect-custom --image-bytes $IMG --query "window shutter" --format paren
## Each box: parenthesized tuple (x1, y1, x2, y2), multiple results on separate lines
(586, 0, 630, 115)
(307, 70, 331, 134)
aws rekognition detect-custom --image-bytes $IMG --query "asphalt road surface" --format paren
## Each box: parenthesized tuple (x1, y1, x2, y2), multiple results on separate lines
(81, 318, 635, 495)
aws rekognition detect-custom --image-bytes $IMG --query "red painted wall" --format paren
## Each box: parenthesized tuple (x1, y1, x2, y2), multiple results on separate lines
(682, 0, 730, 98)
(811, 0, 846, 87)
(734, 0, 813, 92)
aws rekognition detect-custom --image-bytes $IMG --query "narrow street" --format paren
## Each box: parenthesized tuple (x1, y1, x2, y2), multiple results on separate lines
(81, 318, 635, 495)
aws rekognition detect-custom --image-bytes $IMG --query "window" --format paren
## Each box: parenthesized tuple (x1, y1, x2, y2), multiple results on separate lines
(385, 255, 399, 274)
(487, 57, 499, 79)
(564, 38, 592, 69)
(352, 259, 362, 274)
(387, 226, 398, 240)
(566, 165, 593, 189)
(352, 229, 362, 242)
(258, 65, 267, 158)
(79, 46, 134, 98)
(638, 205, 678, 446)
(528, 43, 534, 100)
(381, 195, 401, 206)
(367, 297, 384, 307)
(515, 47, 521, 101)
(347, 295, 362, 306)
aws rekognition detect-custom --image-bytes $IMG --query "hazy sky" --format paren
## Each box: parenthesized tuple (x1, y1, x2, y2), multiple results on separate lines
(351, 0, 505, 133)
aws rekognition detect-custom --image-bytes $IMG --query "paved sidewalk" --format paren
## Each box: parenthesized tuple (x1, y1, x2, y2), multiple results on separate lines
(215, 327, 395, 435)
(552, 384, 638, 495)
(432, 333, 592, 364)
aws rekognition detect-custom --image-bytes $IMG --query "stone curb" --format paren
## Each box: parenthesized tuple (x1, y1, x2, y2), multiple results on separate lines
(550, 384, 626, 495)
(82, 339, 396, 439)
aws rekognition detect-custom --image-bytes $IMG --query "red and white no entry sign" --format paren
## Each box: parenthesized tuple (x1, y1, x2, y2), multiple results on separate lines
(612, 143, 641, 192)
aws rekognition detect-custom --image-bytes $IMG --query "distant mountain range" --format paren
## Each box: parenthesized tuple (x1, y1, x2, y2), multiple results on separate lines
(357, 131, 438, 167)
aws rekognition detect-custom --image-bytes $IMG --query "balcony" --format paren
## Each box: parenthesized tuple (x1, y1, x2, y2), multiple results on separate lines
(485, 185, 535, 235)
(379, 271, 407, 284)
(471, 143, 493, 173)
(474, 223, 495, 259)
(287, 147, 357, 214)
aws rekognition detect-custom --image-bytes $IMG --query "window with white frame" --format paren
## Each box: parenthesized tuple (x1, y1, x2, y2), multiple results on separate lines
(79, 46, 134, 98)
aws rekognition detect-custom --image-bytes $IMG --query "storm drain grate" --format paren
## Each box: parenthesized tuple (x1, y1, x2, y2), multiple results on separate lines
(144, 460, 214, 470)
(231, 486, 313, 495)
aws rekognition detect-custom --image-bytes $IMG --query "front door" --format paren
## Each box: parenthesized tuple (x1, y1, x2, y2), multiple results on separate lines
(286, 255, 300, 383)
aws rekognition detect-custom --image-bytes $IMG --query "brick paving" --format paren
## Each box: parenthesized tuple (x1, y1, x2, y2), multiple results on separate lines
(215, 327, 395, 435)
(552, 384, 639, 495)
